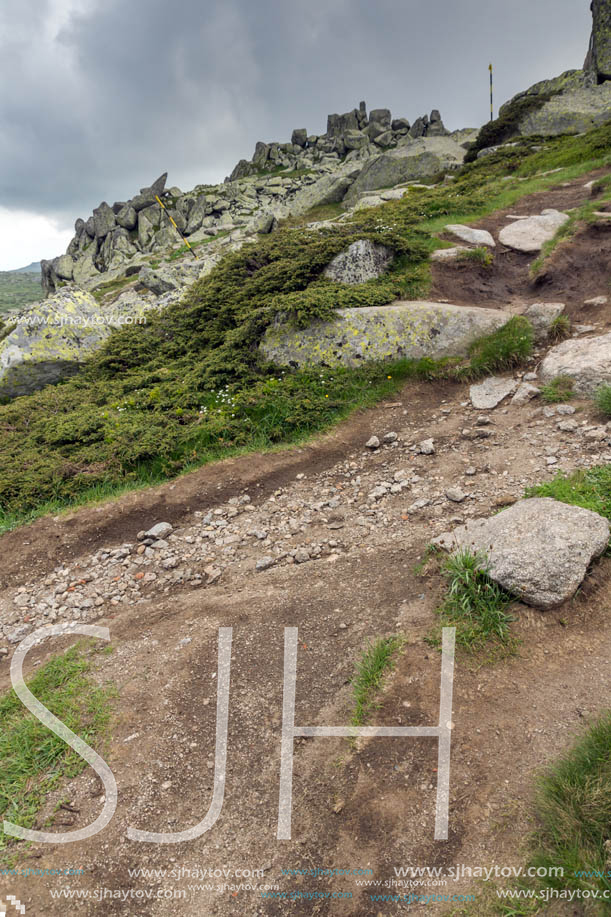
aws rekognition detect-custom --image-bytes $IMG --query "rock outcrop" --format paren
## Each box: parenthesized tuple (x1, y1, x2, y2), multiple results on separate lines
(229, 103, 452, 181)
(0, 289, 150, 398)
(260, 301, 510, 369)
(584, 0, 611, 83)
(433, 498, 610, 609)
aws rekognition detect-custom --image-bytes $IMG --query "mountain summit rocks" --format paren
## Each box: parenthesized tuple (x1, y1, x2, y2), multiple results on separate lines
(585, 0, 611, 82)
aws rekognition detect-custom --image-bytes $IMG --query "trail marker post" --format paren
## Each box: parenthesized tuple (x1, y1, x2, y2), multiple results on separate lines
(489, 63, 494, 121)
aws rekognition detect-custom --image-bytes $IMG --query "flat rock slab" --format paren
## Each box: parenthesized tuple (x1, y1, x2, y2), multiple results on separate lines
(445, 224, 495, 247)
(540, 332, 611, 394)
(470, 376, 517, 409)
(432, 498, 610, 609)
(261, 301, 509, 369)
(431, 246, 470, 262)
(498, 209, 569, 253)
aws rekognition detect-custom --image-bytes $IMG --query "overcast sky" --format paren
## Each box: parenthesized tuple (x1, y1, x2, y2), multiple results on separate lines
(0, 0, 592, 270)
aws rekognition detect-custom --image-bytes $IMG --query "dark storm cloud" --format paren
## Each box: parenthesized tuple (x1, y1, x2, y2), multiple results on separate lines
(0, 0, 592, 228)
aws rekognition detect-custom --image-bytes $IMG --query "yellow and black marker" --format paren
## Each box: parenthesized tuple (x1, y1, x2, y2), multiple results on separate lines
(155, 194, 197, 258)
(489, 63, 494, 122)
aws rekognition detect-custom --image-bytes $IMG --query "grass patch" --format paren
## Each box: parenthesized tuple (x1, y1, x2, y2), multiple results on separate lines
(0, 643, 116, 862)
(460, 316, 533, 380)
(541, 375, 575, 403)
(429, 550, 516, 655)
(594, 384, 611, 418)
(167, 229, 231, 261)
(527, 710, 611, 907)
(351, 635, 404, 727)
(526, 464, 611, 524)
(456, 246, 494, 267)
(548, 314, 571, 342)
(91, 274, 134, 304)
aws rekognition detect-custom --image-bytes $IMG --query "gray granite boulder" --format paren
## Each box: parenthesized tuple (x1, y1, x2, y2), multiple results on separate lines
(540, 332, 611, 394)
(261, 301, 510, 369)
(433, 498, 610, 609)
(323, 240, 393, 284)
(434, 497, 609, 609)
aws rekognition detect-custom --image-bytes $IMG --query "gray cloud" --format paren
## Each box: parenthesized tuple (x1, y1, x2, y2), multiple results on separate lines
(0, 0, 592, 232)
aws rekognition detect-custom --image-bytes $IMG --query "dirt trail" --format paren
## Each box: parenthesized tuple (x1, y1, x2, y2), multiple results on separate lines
(0, 173, 610, 917)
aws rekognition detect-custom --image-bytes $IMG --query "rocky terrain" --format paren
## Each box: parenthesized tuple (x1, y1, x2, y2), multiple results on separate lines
(0, 4, 610, 916)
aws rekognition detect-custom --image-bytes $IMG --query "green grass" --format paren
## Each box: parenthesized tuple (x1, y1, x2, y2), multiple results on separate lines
(540, 375, 575, 403)
(594, 384, 611, 418)
(0, 643, 116, 862)
(460, 316, 533, 381)
(526, 711, 611, 907)
(430, 550, 516, 654)
(526, 464, 611, 524)
(456, 246, 494, 267)
(351, 635, 404, 727)
(548, 314, 571, 342)
(91, 274, 134, 304)
(0, 271, 42, 314)
(167, 229, 231, 261)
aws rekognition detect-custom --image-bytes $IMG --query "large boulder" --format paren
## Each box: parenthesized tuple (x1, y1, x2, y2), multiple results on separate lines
(432, 498, 610, 609)
(539, 332, 611, 394)
(516, 79, 611, 135)
(344, 137, 466, 204)
(0, 289, 154, 399)
(498, 210, 569, 253)
(584, 0, 611, 82)
(0, 290, 112, 398)
(323, 240, 394, 284)
(260, 301, 510, 368)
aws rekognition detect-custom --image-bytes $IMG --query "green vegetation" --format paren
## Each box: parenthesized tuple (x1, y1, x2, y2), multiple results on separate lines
(548, 314, 571, 342)
(461, 316, 533, 380)
(429, 550, 516, 654)
(456, 246, 494, 267)
(351, 635, 404, 726)
(541, 374, 575, 403)
(595, 384, 611, 418)
(524, 710, 611, 907)
(91, 274, 134, 304)
(527, 464, 611, 525)
(0, 122, 609, 533)
(0, 643, 116, 862)
(0, 270, 42, 314)
(167, 229, 231, 261)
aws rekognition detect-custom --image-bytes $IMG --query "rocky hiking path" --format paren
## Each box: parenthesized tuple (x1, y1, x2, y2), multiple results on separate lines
(1, 355, 611, 915)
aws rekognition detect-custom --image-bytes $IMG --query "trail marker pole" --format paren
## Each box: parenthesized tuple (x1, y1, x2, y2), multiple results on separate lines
(489, 63, 494, 121)
(155, 194, 197, 259)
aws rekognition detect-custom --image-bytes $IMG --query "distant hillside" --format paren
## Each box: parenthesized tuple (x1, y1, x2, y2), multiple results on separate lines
(14, 261, 41, 273)
(0, 270, 41, 314)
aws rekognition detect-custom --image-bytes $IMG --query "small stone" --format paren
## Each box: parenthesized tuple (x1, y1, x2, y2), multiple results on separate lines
(417, 439, 435, 455)
(446, 487, 467, 503)
(465, 466, 477, 476)
(556, 404, 576, 415)
(557, 420, 579, 433)
(256, 556, 276, 571)
(470, 377, 517, 410)
(145, 522, 173, 539)
(383, 431, 398, 443)
(365, 436, 380, 449)
(294, 547, 311, 564)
